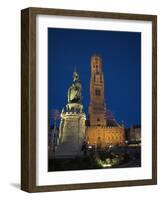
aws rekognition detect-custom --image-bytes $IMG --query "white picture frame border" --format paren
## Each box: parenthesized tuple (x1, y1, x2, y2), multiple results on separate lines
(36, 14, 152, 186)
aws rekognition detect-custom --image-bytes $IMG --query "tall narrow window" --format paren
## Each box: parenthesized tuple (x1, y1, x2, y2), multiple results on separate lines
(100, 76, 102, 83)
(98, 89, 101, 96)
(95, 89, 97, 96)
(96, 65, 99, 74)
(94, 74, 96, 82)
(95, 89, 101, 96)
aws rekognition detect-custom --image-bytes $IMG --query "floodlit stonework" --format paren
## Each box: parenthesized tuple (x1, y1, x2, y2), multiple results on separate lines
(86, 55, 125, 147)
(88, 55, 106, 126)
(86, 126, 125, 148)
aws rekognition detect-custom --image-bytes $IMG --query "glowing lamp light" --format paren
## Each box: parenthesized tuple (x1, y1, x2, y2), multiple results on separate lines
(102, 163, 112, 168)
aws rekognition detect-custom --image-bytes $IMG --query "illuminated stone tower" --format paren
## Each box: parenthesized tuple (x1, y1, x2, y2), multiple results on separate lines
(89, 55, 106, 126)
(86, 55, 125, 148)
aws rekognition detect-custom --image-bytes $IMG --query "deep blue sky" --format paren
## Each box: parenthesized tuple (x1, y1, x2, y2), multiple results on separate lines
(48, 28, 141, 128)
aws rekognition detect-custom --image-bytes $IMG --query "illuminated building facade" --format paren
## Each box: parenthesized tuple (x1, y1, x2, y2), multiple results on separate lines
(128, 125, 141, 142)
(86, 55, 125, 148)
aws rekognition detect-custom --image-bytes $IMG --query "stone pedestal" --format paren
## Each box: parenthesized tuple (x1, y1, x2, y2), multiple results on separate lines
(55, 103, 86, 158)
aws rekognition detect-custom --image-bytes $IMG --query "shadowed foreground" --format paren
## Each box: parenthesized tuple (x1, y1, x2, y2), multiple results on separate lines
(48, 146, 141, 171)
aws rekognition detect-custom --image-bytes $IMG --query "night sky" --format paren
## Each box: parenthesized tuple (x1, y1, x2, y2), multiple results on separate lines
(48, 28, 141, 128)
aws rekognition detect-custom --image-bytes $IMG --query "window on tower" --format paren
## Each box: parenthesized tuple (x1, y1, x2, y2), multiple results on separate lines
(95, 89, 101, 96)
(100, 76, 102, 83)
(96, 65, 99, 74)
(94, 74, 96, 82)
(95, 89, 97, 96)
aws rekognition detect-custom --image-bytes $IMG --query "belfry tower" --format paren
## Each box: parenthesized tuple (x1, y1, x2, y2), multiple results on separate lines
(86, 55, 125, 148)
(88, 55, 106, 126)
